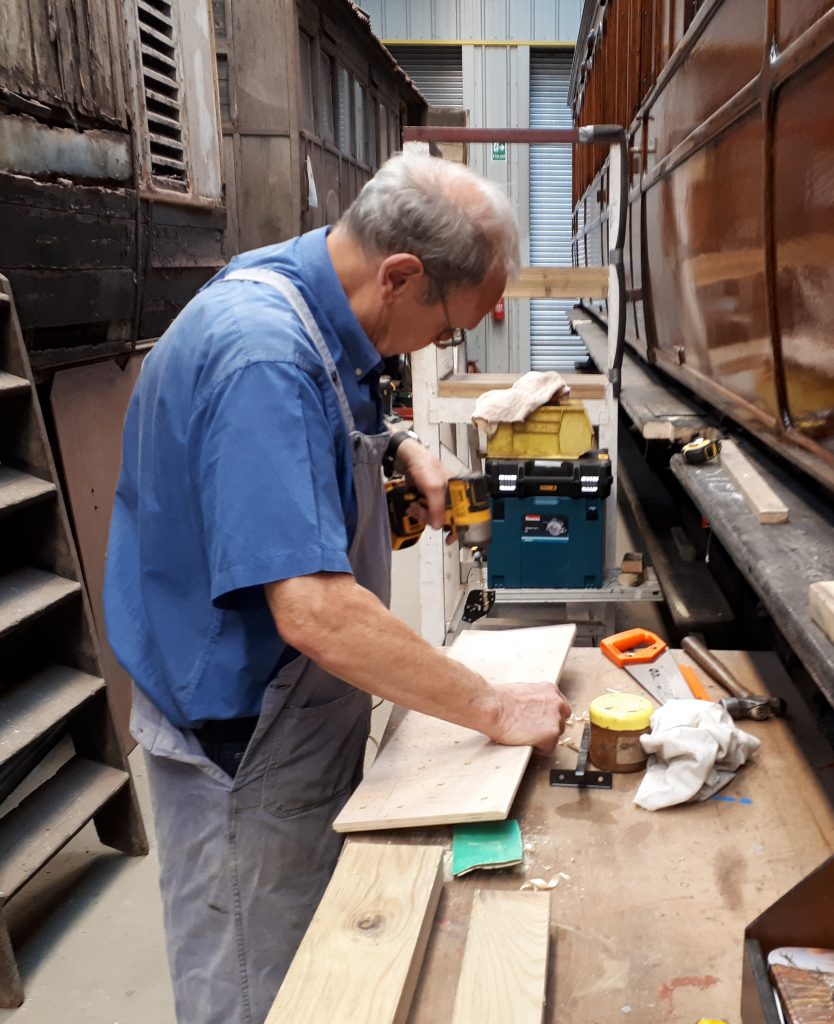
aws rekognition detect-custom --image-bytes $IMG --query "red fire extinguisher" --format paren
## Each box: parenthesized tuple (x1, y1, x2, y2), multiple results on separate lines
(492, 297, 505, 322)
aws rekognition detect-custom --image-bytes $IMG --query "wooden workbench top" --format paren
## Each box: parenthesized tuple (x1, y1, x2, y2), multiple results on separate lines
(354, 647, 834, 1024)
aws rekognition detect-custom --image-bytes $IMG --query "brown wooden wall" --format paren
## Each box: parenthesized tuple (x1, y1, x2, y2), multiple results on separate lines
(215, 0, 426, 257)
(571, 0, 834, 496)
(0, 0, 129, 129)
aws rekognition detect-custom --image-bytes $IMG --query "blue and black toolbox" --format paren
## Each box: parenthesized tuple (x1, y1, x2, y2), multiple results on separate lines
(485, 455, 613, 589)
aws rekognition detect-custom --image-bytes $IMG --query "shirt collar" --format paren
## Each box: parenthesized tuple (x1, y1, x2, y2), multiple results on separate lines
(298, 227, 383, 382)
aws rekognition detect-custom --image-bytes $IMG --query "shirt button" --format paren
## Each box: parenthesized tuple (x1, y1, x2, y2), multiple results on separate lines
(354, 368, 363, 378)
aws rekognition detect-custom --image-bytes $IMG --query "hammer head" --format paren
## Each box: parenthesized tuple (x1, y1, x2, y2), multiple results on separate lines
(720, 696, 787, 721)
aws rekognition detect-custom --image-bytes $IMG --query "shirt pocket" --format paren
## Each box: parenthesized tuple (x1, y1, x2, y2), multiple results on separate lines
(260, 688, 370, 818)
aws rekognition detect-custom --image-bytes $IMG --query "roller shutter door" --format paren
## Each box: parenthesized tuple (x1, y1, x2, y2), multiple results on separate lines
(530, 50, 585, 370)
(386, 46, 463, 108)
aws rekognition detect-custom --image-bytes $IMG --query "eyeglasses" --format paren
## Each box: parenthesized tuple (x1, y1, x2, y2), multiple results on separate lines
(435, 294, 468, 349)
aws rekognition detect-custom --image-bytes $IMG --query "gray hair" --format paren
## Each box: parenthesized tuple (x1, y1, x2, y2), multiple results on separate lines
(341, 153, 520, 302)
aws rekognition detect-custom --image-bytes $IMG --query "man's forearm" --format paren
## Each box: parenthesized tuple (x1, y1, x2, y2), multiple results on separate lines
(265, 573, 503, 736)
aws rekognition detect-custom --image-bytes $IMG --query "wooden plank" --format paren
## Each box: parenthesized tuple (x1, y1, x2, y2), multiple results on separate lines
(0, 665, 105, 766)
(437, 373, 607, 401)
(0, 568, 81, 639)
(809, 581, 834, 645)
(0, 757, 128, 903)
(451, 891, 550, 1024)
(266, 843, 443, 1024)
(719, 439, 790, 524)
(504, 266, 609, 299)
(333, 625, 575, 833)
(0, 466, 56, 514)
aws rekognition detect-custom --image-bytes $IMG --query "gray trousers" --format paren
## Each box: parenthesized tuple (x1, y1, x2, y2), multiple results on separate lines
(134, 673, 371, 1024)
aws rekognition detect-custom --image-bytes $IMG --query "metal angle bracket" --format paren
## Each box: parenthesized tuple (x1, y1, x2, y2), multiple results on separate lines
(549, 723, 613, 789)
(550, 767, 613, 789)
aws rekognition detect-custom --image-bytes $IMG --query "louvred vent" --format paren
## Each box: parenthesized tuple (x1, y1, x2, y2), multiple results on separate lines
(137, 0, 187, 182)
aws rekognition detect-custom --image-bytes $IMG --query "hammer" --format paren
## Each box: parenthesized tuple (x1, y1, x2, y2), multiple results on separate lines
(681, 636, 787, 721)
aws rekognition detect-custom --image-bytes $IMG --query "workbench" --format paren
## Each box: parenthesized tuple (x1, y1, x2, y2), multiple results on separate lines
(356, 647, 834, 1024)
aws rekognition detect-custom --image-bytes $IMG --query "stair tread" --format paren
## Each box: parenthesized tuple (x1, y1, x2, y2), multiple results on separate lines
(0, 757, 128, 903)
(0, 371, 30, 396)
(0, 467, 56, 514)
(0, 665, 105, 767)
(0, 568, 82, 639)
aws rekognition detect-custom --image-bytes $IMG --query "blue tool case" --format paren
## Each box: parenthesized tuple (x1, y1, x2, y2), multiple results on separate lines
(485, 457, 612, 590)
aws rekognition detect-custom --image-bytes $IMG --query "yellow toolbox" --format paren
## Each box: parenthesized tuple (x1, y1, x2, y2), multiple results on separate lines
(486, 401, 594, 460)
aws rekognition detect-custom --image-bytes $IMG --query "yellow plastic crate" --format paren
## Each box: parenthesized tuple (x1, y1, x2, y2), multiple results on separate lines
(486, 401, 594, 460)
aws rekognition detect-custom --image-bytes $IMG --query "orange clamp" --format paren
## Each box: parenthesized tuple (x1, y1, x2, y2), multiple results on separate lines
(600, 628, 668, 669)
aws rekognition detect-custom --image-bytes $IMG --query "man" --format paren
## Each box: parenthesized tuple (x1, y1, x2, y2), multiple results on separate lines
(105, 153, 571, 1024)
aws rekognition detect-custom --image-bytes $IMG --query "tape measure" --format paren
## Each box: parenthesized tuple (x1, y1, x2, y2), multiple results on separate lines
(682, 437, 722, 465)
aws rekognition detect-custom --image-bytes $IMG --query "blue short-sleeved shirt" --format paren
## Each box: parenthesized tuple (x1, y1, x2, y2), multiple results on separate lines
(104, 227, 384, 728)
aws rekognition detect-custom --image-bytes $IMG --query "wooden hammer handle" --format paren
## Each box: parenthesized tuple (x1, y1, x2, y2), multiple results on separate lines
(681, 636, 748, 699)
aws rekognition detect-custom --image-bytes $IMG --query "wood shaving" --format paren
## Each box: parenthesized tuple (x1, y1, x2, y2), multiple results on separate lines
(520, 877, 560, 892)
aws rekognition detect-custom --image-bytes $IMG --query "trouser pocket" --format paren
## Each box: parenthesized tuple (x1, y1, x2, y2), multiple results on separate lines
(259, 688, 370, 818)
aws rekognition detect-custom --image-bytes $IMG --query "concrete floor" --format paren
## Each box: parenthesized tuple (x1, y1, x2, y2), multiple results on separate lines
(0, 519, 663, 1023)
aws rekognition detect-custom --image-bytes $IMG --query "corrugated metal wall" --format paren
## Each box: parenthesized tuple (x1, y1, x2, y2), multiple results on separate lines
(529, 49, 582, 370)
(363, 1, 581, 41)
(385, 46, 463, 106)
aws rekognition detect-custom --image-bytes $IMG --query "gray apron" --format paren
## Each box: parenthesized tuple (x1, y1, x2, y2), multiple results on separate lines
(131, 269, 392, 1024)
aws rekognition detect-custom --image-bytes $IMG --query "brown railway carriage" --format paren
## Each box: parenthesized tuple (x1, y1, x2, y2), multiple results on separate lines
(570, 0, 834, 496)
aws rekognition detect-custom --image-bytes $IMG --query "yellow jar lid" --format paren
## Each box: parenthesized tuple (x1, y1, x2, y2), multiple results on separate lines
(589, 693, 654, 731)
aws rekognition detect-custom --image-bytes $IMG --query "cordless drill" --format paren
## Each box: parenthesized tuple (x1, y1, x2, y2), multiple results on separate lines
(385, 472, 492, 556)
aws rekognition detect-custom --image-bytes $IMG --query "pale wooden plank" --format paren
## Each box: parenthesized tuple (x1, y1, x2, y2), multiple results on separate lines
(719, 439, 789, 524)
(809, 581, 834, 644)
(437, 373, 607, 401)
(451, 891, 550, 1024)
(333, 625, 575, 833)
(504, 266, 609, 299)
(266, 843, 443, 1024)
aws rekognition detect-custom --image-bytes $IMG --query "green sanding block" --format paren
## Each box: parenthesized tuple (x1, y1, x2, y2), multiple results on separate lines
(451, 819, 524, 877)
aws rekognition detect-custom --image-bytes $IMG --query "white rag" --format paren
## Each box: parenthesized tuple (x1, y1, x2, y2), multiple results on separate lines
(634, 699, 760, 811)
(472, 370, 570, 437)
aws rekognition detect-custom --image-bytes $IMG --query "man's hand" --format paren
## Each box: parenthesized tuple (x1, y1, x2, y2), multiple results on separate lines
(394, 437, 450, 529)
(488, 683, 572, 755)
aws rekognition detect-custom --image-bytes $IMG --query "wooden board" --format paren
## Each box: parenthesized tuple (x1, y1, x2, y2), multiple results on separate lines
(504, 266, 609, 299)
(451, 891, 550, 1024)
(809, 581, 834, 644)
(333, 625, 576, 833)
(437, 373, 607, 401)
(266, 843, 443, 1024)
(380, 648, 834, 1024)
(715, 439, 789, 524)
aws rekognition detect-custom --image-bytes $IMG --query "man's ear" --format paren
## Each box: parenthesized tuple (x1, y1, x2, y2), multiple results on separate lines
(378, 253, 426, 301)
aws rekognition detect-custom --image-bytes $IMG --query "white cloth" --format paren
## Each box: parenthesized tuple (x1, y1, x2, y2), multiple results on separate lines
(634, 699, 760, 811)
(472, 370, 570, 437)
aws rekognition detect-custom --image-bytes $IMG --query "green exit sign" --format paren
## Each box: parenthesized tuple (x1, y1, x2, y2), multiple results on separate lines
(492, 142, 507, 161)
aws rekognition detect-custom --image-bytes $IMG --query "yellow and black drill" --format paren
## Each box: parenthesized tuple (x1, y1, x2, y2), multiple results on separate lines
(385, 472, 492, 601)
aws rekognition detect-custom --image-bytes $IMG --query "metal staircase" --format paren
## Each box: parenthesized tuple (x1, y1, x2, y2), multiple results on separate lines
(0, 276, 148, 1006)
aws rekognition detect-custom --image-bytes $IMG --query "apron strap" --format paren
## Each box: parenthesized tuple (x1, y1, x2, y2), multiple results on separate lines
(223, 268, 357, 433)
